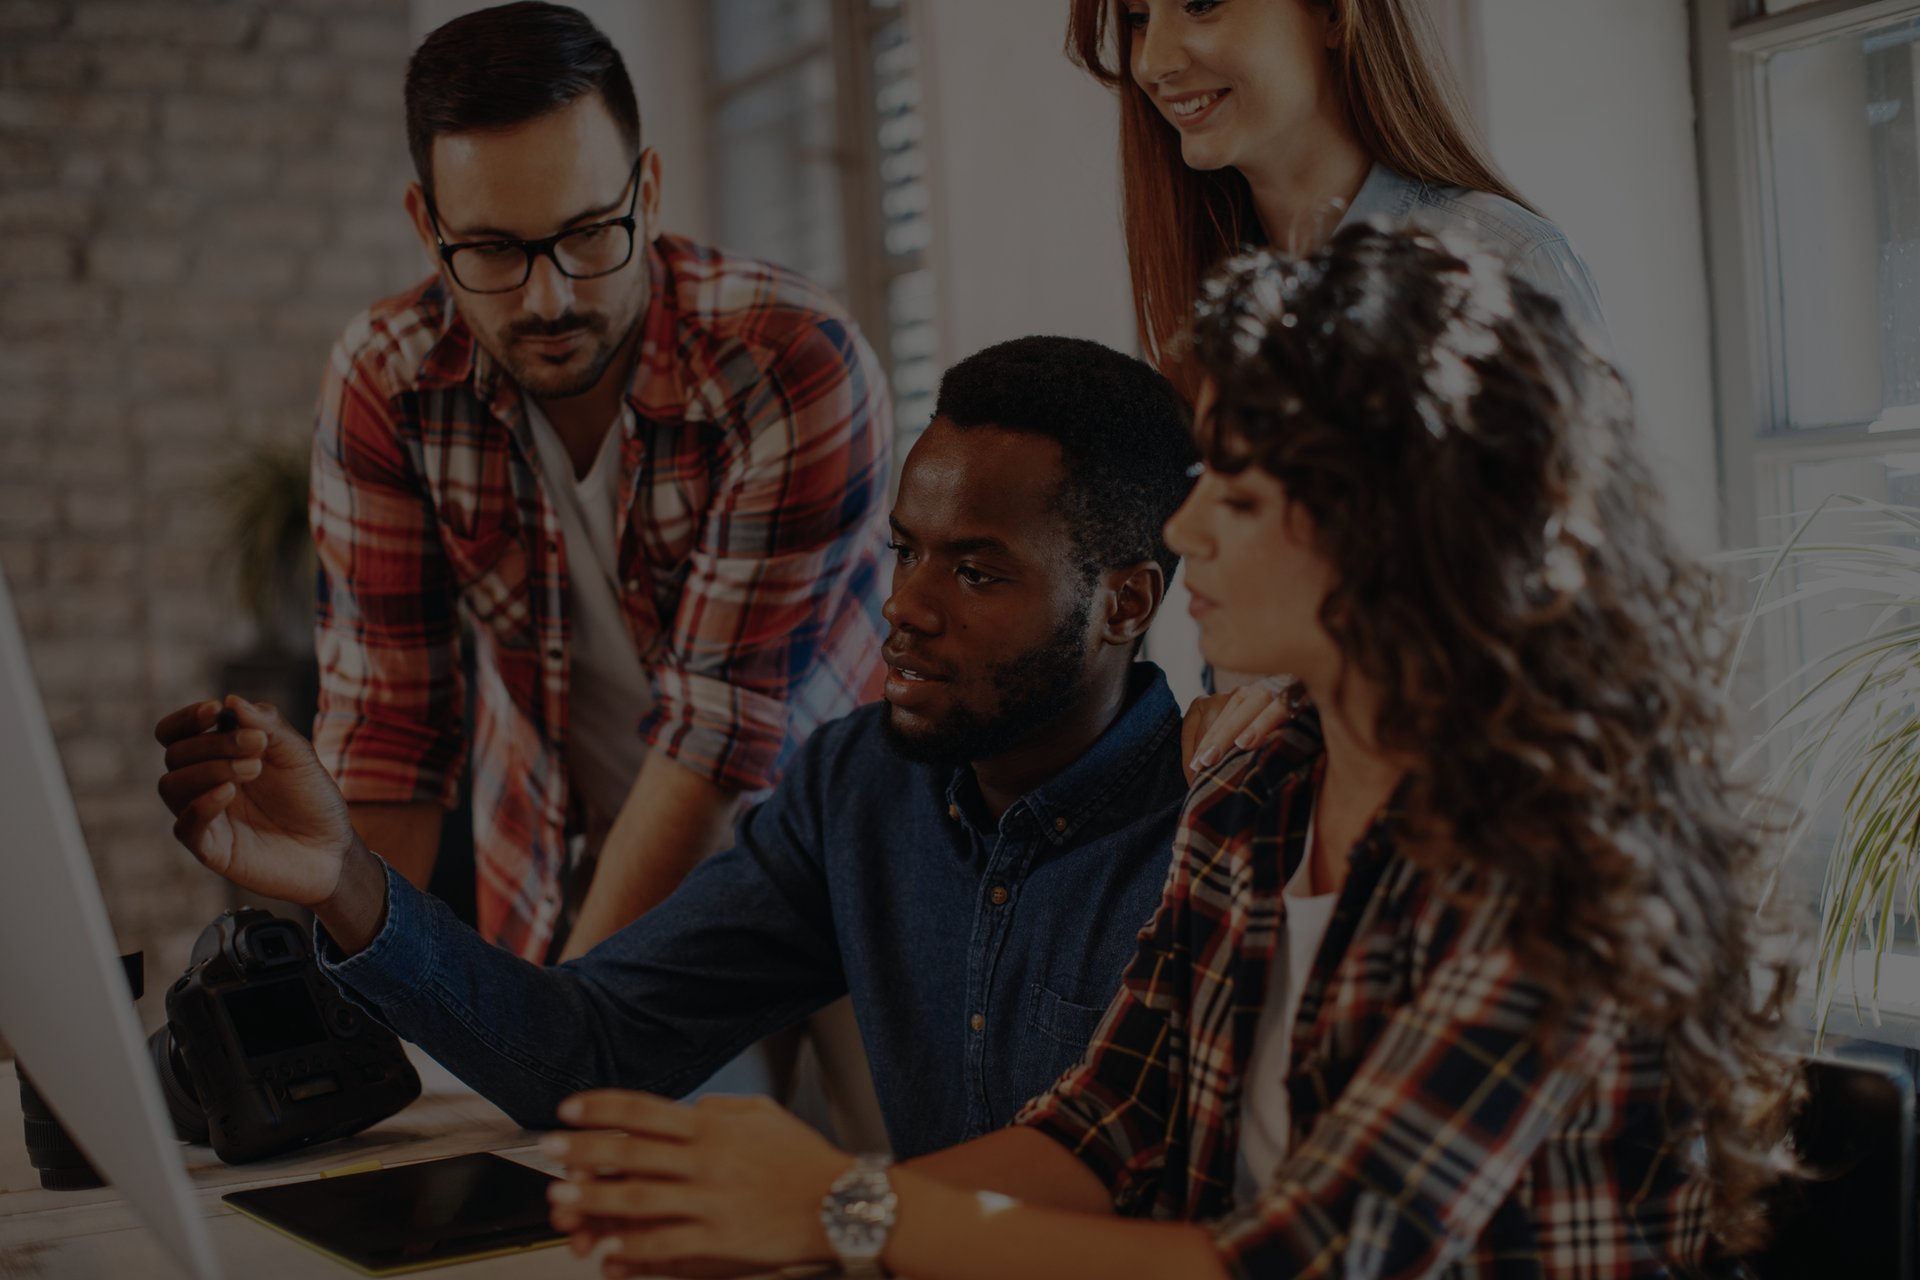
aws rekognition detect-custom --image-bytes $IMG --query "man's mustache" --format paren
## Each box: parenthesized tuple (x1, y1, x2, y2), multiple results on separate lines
(509, 312, 608, 340)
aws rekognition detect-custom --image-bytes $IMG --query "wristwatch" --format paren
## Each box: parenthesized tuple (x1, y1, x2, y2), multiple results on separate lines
(819, 1154, 897, 1278)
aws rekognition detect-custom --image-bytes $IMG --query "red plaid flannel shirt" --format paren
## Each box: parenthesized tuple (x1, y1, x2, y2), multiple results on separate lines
(310, 234, 891, 960)
(1017, 708, 1718, 1278)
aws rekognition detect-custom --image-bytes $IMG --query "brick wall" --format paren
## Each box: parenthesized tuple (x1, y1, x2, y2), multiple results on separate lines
(1, 0, 424, 1030)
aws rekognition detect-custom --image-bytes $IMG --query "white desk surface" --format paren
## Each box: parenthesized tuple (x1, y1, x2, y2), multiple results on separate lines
(0, 1047, 597, 1279)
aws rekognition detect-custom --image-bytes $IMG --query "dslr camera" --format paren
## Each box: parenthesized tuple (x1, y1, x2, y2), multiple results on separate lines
(146, 908, 419, 1164)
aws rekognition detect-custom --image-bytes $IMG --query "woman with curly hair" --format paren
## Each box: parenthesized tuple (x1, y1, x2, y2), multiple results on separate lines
(536, 225, 1798, 1279)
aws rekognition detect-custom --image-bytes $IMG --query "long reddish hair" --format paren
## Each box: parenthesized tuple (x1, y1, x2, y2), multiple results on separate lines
(1068, 0, 1533, 399)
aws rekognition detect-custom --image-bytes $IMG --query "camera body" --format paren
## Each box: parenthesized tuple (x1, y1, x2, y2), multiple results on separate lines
(149, 908, 418, 1164)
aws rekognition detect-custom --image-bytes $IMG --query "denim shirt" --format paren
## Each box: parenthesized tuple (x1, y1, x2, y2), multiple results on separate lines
(1339, 162, 1610, 347)
(318, 663, 1187, 1157)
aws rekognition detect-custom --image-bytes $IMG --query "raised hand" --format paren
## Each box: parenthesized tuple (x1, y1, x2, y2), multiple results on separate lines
(154, 696, 356, 908)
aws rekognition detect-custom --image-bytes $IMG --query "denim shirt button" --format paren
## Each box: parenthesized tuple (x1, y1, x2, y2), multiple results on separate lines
(947, 803, 961, 821)
(1052, 817, 1067, 833)
(989, 885, 1009, 906)
(969, 1013, 984, 1033)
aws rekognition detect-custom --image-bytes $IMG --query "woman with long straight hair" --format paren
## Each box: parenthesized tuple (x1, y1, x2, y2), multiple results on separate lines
(534, 226, 1797, 1280)
(1117, 0, 1612, 763)
(1072, 0, 1607, 403)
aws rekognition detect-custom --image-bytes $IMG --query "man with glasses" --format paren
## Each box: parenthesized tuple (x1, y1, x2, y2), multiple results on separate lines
(311, 1, 891, 970)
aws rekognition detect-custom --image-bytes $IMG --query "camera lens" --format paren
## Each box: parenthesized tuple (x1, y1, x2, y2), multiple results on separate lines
(17, 953, 140, 1191)
(146, 1025, 211, 1146)
(17, 1066, 104, 1190)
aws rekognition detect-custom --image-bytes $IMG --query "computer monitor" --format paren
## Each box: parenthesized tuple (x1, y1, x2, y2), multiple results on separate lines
(0, 567, 224, 1280)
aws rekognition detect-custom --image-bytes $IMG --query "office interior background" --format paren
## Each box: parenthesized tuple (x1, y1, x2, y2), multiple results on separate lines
(0, 0, 1911, 1056)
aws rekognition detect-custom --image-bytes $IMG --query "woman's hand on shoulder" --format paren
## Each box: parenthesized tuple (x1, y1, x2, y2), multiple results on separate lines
(1181, 679, 1296, 786)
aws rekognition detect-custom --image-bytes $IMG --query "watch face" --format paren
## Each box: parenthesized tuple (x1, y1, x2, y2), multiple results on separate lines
(836, 1219, 886, 1252)
(823, 1172, 897, 1257)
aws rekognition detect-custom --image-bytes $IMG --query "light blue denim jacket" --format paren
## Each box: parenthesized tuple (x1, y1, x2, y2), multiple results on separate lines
(1337, 162, 1610, 346)
(1200, 166, 1611, 696)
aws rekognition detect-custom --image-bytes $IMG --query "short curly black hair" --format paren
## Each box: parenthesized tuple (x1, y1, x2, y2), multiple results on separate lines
(931, 336, 1194, 588)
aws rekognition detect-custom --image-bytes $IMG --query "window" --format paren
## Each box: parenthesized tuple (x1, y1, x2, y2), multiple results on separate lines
(705, 0, 940, 455)
(1698, 0, 1920, 1047)
(1764, 15, 1920, 432)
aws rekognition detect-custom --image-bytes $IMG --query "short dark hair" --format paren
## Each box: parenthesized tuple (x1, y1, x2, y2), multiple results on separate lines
(932, 336, 1194, 587)
(404, 2, 641, 193)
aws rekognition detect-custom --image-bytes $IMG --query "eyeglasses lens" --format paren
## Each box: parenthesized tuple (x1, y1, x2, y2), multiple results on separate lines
(449, 223, 635, 294)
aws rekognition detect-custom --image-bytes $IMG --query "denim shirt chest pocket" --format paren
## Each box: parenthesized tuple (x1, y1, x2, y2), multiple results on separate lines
(1025, 979, 1111, 1080)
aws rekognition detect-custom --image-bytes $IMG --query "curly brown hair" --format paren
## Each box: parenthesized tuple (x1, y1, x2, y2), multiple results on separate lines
(1190, 224, 1800, 1250)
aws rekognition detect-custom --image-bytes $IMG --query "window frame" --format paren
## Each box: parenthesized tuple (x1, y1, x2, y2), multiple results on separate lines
(700, 0, 934, 423)
(1696, 0, 1920, 1051)
(1698, 0, 1920, 549)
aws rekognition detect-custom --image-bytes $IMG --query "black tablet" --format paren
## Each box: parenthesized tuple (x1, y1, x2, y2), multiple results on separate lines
(223, 1151, 566, 1276)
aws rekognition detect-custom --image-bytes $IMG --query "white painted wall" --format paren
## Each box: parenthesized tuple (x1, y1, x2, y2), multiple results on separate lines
(908, 1, 1221, 698)
(1473, 0, 1721, 554)
(912, 2, 1135, 363)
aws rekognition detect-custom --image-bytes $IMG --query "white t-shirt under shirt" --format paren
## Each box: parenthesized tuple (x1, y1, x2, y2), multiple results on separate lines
(525, 400, 889, 1147)
(524, 398, 654, 845)
(1233, 808, 1339, 1207)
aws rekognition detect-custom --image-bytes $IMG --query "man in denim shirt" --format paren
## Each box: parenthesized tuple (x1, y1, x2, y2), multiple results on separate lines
(154, 336, 1197, 1157)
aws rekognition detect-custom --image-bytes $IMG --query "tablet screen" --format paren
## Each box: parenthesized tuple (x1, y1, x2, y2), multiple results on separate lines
(224, 1151, 565, 1276)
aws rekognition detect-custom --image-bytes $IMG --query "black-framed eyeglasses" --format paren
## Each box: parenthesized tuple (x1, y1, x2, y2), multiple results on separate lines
(425, 157, 642, 295)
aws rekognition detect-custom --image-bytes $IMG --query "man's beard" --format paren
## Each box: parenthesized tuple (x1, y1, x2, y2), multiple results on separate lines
(495, 308, 631, 399)
(882, 600, 1093, 767)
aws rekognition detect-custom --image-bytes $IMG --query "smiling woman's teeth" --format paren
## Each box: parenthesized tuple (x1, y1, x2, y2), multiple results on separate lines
(1171, 91, 1224, 118)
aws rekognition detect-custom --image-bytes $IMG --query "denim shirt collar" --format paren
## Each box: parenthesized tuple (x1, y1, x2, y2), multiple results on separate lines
(1337, 162, 1421, 230)
(942, 663, 1180, 849)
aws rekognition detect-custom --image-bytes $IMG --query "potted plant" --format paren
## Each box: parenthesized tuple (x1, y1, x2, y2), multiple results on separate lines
(213, 439, 318, 736)
(1731, 494, 1920, 1037)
